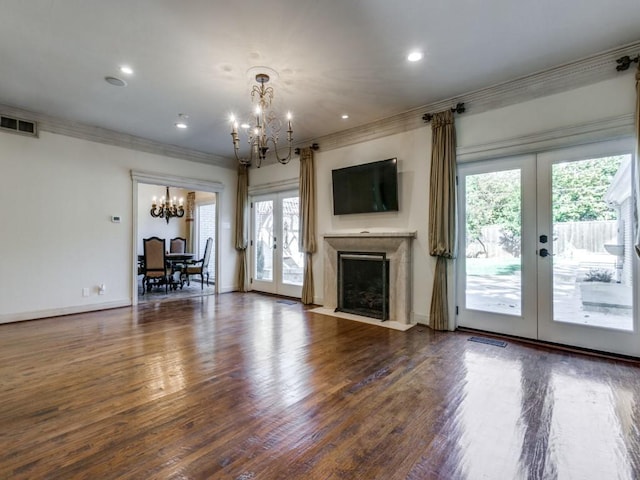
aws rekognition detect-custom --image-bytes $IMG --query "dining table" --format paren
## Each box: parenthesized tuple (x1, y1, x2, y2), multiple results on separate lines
(138, 252, 196, 290)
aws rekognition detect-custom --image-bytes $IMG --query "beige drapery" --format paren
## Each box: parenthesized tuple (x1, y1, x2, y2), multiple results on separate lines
(235, 164, 249, 292)
(428, 110, 457, 330)
(186, 191, 196, 253)
(299, 147, 317, 304)
(635, 63, 640, 257)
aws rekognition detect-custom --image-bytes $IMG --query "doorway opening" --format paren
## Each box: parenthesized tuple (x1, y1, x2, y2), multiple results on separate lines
(131, 171, 223, 305)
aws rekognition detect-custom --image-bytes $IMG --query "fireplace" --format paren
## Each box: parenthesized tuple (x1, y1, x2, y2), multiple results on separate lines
(323, 232, 416, 325)
(338, 252, 389, 320)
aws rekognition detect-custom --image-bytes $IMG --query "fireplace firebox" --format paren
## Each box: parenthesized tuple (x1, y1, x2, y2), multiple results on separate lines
(337, 251, 389, 321)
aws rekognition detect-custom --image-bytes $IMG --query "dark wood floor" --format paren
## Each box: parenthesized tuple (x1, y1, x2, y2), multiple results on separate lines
(1, 293, 639, 479)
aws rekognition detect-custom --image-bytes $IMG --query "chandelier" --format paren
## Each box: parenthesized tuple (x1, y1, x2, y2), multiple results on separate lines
(150, 186, 184, 223)
(230, 73, 293, 168)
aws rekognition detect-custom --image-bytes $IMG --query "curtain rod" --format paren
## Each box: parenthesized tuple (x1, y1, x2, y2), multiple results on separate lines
(422, 103, 466, 123)
(294, 143, 319, 155)
(615, 55, 639, 71)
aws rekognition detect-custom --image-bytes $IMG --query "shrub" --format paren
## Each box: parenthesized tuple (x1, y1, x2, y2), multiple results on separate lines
(584, 268, 613, 283)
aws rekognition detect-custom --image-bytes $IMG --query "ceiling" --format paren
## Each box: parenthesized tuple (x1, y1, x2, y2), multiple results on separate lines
(1, 0, 639, 164)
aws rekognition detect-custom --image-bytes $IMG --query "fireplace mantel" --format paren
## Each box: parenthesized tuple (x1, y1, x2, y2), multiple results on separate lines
(323, 231, 417, 239)
(323, 232, 416, 325)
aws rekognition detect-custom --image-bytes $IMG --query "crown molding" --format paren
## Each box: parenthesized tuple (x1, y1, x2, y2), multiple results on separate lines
(0, 103, 236, 170)
(305, 40, 640, 153)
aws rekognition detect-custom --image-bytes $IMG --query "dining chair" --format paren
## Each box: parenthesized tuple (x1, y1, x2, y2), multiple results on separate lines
(184, 237, 213, 289)
(142, 236, 168, 294)
(169, 237, 186, 253)
(169, 236, 188, 287)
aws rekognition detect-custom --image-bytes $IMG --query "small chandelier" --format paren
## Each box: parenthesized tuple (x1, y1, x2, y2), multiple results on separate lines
(150, 186, 184, 224)
(230, 73, 293, 168)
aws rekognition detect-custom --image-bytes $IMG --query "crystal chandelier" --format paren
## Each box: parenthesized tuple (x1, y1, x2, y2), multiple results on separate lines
(230, 73, 293, 168)
(150, 186, 184, 224)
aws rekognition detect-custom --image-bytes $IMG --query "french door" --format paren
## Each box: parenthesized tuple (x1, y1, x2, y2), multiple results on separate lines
(250, 191, 303, 298)
(457, 139, 639, 357)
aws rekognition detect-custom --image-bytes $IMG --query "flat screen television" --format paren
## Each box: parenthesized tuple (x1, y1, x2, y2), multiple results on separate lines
(332, 158, 399, 215)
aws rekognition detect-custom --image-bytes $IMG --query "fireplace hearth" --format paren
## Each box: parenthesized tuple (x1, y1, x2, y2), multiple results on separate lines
(338, 252, 389, 320)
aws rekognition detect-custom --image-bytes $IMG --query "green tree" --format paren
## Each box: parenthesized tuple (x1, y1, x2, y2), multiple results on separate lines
(466, 169, 521, 256)
(552, 156, 621, 222)
(465, 155, 623, 258)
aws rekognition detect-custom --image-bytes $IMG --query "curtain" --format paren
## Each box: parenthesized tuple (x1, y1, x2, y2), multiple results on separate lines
(186, 191, 196, 253)
(428, 110, 457, 330)
(635, 63, 640, 257)
(299, 147, 317, 304)
(235, 164, 249, 292)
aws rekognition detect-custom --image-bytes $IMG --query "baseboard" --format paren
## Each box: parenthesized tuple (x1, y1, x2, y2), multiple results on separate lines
(0, 299, 131, 324)
(219, 285, 237, 294)
(412, 312, 429, 326)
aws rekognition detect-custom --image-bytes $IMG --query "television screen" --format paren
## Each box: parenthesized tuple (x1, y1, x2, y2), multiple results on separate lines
(332, 158, 399, 215)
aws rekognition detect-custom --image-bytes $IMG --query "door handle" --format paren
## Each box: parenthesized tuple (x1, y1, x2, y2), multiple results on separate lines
(539, 248, 553, 257)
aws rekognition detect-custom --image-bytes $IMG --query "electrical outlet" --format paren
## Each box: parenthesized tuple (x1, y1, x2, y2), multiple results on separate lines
(82, 287, 90, 297)
(98, 284, 106, 295)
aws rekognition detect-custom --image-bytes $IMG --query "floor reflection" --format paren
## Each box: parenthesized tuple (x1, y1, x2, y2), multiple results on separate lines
(455, 350, 527, 479)
(448, 344, 640, 479)
(547, 370, 634, 480)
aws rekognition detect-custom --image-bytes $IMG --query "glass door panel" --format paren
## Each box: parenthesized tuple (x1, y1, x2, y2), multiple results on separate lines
(550, 155, 633, 330)
(464, 168, 523, 316)
(281, 196, 303, 287)
(457, 156, 538, 339)
(252, 198, 275, 293)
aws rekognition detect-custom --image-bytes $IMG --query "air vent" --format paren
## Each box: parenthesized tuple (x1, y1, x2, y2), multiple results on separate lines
(0, 114, 38, 137)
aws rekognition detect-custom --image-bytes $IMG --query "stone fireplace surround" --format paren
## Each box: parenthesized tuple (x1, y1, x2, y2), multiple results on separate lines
(323, 232, 416, 326)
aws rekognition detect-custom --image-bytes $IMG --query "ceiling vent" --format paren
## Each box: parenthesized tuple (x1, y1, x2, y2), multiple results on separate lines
(0, 114, 38, 137)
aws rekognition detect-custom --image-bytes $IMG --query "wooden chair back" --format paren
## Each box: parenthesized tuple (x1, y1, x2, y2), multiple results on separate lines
(169, 237, 186, 254)
(143, 237, 166, 274)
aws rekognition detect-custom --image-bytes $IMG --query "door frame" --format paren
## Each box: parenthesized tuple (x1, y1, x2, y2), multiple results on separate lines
(454, 138, 639, 356)
(247, 178, 302, 298)
(130, 170, 225, 305)
(249, 189, 302, 298)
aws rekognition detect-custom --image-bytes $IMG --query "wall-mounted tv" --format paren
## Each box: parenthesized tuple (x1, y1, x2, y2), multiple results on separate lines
(331, 158, 399, 215)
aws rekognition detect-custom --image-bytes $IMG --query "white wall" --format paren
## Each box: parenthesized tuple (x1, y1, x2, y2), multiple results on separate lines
(0, 131, 237, 322)
(249, 73, 637, 325)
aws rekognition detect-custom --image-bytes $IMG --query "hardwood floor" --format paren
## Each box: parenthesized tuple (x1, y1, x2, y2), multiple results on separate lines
(1, 293, 639, 479)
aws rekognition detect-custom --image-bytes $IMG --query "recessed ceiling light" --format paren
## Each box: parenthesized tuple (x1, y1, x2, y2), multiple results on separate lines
(104, 76, 127, 87)
(175, 113, 189, 129)
(341, 114, 349, 119)
(119, 65, 134, 75)
(407, 51, 423, 62)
